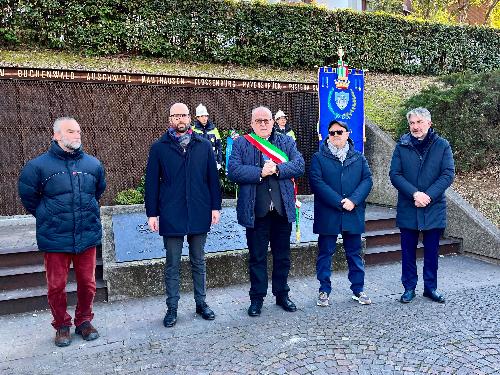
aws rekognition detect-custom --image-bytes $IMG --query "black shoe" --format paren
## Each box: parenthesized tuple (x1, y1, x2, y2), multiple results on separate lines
(196, 302, 215, 320)
(423, 289, 445, 303)
(276, 296, 297, 312)
(400, 289, 416, 303)
(163, 307, 177, 327)
(247, 300, 263, 317)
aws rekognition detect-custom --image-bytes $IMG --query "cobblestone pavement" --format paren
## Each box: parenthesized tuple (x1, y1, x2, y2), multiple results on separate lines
(1, 255, 499, 375)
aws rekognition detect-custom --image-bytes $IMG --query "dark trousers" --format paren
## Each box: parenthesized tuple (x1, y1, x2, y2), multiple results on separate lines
(245, 210, 292, 301)
(400, 228, 443, 291)
(44, 247, 96, 329)
(316, 233, 365, 295)
(163, 234, 207, 309)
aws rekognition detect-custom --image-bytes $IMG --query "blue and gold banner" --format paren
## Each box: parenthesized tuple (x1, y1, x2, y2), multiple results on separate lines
(317, 66, 365, 152)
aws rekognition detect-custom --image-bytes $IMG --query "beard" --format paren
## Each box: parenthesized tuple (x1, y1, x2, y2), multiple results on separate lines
(174, 123, 190, 134)
(61, 136, 82, 151)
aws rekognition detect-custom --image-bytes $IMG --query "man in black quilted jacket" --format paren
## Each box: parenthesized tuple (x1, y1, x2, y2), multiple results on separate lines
(18, 117, 106, 347)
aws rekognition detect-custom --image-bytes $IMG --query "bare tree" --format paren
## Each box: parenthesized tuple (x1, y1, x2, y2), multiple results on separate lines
(484, 0, 500, 23)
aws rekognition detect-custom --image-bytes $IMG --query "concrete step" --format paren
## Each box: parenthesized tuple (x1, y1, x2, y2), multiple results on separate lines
(364, 205, 397, 232)
(364, 238, 461, 265)
(0, 242, 106, 314)
(0, 260, 104, 291)
(0, 246, 103, 268)
(0, 280, 107, 315)
(0, 246, 44, 267)
(364, 228, 401, 247)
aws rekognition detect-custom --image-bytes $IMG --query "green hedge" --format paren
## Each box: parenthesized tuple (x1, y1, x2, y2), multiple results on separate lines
(396, 70, 500, 173)
(1, 0, 499, 74)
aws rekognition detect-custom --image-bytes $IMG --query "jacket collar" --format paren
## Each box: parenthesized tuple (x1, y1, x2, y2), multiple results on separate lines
(49, 140, 83, 160)
(194, 120, 215, 131)
(399, 128, 437, 147)
(274, 123, 292, 134)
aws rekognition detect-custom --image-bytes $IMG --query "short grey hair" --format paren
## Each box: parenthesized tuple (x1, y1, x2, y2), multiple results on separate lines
(53, 117, 78, 133)
(251, 106, 272, 120)
(406, 107, 432, 122)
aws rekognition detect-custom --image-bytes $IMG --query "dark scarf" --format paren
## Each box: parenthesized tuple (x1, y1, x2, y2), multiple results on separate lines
(410, 128, 434, 156)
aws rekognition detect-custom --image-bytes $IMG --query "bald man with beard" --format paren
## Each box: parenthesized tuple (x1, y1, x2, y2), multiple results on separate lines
(145, 103, 222, 327)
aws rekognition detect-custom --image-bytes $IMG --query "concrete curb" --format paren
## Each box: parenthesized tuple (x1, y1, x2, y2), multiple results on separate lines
(100, 198, 349, 302)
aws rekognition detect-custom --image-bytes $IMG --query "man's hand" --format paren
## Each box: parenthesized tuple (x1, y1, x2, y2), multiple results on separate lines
(413, 191, 431, 207)
(341, 198, 355, 211)
(261, 160, 277, 177)
(148, 216, 159, 232)
(211, 210, 221, 225)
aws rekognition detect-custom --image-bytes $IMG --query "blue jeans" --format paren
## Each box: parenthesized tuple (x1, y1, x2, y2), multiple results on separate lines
(400, 228, 443, 291)
(163, 234, 207, 308)
(316, 233, 365, 295)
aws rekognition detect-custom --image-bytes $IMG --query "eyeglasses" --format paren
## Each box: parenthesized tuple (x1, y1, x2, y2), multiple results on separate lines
(329, 130, 347, 136)
(254, 119, 272, 125)
(170, 114, 190, 119)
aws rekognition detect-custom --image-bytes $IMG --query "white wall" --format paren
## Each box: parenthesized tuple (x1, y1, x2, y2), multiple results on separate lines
(315, 0, 363, 10)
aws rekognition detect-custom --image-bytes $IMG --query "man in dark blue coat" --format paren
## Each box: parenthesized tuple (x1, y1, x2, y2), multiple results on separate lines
(309, 120, 373, 307)
(228, 106, 304, 317)
(390, 107, 455, 304)
(18, 117, 106, 347)
(145, 102, 222, 327)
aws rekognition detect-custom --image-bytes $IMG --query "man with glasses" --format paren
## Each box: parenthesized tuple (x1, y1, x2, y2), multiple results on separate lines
(228, 106, 304, 317)
(309, 120, 373, 307)
(389, 107, 455, 304)
(145, 102, 222, 327)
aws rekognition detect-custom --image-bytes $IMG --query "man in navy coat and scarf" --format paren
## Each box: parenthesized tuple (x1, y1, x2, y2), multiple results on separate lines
(390, 107, 455, 304)
(145, 102, 222, 327)
(309, 120, 373, 307)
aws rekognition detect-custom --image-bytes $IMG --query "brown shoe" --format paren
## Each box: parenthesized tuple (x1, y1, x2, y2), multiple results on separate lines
(55, 326, 71, 347)
(75, 321, 99, 341)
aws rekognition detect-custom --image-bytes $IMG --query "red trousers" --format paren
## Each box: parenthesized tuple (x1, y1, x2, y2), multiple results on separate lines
(44, 247, 96, 329)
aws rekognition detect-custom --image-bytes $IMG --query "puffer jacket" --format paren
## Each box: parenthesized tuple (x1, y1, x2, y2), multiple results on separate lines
(389, 129, 455, 230)
(18, 141, 106, 253)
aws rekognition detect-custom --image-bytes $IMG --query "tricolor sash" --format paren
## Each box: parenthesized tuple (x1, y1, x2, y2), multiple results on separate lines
(244, 133, 302, 242)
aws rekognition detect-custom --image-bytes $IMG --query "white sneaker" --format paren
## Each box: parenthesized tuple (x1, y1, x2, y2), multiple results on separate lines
(317, 291, 329, 307)
(352, 291, 372, 305)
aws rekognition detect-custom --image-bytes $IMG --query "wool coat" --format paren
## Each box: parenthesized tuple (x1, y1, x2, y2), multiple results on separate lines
(145, 131, 222, 236)
(309, 140, 373, 235)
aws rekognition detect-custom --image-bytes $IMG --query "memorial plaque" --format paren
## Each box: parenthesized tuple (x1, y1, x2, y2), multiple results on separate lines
(112, 201, 318, 262)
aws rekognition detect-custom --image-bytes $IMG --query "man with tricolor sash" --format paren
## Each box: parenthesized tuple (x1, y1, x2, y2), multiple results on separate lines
(228, 106, 305, 317)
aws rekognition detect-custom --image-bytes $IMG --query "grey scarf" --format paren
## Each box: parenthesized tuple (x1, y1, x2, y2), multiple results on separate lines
(327, 139, 349, 164)
(168, 128, 192, 150)
(178, 133, 191, 149)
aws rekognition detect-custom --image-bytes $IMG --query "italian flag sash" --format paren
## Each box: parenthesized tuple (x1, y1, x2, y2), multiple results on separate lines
(244, 133, 302, 242)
